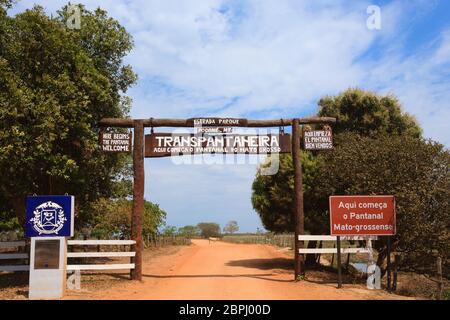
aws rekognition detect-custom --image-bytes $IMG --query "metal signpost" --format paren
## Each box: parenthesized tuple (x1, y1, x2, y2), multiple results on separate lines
(26, 195, 75, 299)
(99, 117, 336, 281)
(329, 195, 396, 289)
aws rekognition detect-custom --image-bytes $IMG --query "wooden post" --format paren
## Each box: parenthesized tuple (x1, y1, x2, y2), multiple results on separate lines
(331, 243, 335, 267)
(292, 119, 305, 280)
(131, 120, 144, 281)
(337, 236, 342, 288)
(437, 256, 443, 300)
(98, 116, 336, 281)
(346, 253, 351, 270)
(393, 254, 400, 292)
(387, 236, 391, 292)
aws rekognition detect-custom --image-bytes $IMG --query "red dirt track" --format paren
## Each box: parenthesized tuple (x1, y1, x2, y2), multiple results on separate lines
(65, 240, 411, 300)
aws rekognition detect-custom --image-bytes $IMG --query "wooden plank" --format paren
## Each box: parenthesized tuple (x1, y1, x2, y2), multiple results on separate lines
(0, 265, 29, 272)
(341, 236, 378, 241)
(299, 248, 339, 254)
(299, 248, 371, 254)
(99, 117, 337, 128)
(67, 252, 135, 258)
(67, 240, 136, 246)
(0, 241, 26, 248)
(298, 235, 378, 241)
(0, 253, 28, 260)
(67, 264, 135, 271)
(337, 247, 371, 254)
(298, 235, 337, 241)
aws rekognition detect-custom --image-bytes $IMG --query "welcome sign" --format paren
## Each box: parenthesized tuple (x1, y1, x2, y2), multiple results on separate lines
(145, 133, 292, 157)
(100, 131, 132, 153)
(304, 129, 333, 150)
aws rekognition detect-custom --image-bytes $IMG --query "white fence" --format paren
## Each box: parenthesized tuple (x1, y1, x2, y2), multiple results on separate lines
(67, 240, 136, 271)
(0, 241, 29, 272)
(298, 235, 376, 255)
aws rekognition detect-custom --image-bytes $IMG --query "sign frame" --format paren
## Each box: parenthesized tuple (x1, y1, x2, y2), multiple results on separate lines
(329, 195, 396, 236)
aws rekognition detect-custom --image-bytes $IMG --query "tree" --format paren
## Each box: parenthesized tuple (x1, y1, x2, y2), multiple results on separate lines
(161, 225, 177, 236)
(178, 225, 200, 238)
(88, 198, 166, 239)
(197, 223, 221, 238)
(223, 221, 239, 234)
(252, 152, 318, 233)
(252, 89, 424, 233)
(252, 88, 440, 269)
(311, 133, 449, 275)
(318, 88, 422, 138)
(0, 4, 137, 227)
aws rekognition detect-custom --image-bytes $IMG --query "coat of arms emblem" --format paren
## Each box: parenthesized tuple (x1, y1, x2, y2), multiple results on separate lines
(29, 201, 67, 235)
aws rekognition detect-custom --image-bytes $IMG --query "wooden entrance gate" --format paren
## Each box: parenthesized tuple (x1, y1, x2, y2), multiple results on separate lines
(99, 117, 336, 281)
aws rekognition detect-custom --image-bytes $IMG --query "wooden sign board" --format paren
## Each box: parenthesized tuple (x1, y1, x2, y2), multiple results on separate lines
(304, 129, 333, 150)
(100, 132, 132, 152)
(329, 195, 396, 236)
(186, 118, 248, 127)
(196, 127, 234, 134)
(145, 133, 291, 158)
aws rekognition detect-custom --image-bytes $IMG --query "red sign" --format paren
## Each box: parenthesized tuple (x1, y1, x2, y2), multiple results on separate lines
(329, 196, 396, 236)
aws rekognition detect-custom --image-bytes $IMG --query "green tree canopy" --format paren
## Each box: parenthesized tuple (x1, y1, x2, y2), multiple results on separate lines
(197, 222, 221, 238)
(161, 225, 177, 236)
(310, 133, 449, 274)
(0, 4, 136, 227)
(223, 221, 239, 234)
(318, 88, 422, 138)
(178, 225, 200, 238)
(252, 152, 320, 233)
(252, 89, 425, 233)
(88, 198, 166, 239)
(252, 88, 448, 272)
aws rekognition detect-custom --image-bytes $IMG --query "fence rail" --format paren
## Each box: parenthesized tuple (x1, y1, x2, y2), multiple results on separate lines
(144, 235, 192, 247)
(0, 241, 29, 272)
(67, 239, 136, 272)
(222, 234, 295, 248)
(297, 235, 376, 255)
(0, 241, 26, 248)
(68, 240, 135, 246)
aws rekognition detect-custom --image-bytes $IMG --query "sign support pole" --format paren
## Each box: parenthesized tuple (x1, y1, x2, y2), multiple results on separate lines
(387, 236, 391, 292)
(292, 119, 305, 280)
(131, 120, 144, 281)
(337, 236, 342, 288)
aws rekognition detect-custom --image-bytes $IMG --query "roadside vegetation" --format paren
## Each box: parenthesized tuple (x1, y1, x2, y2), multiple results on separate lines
(252, 89, 449, 280)
(0, 2, 167, 236)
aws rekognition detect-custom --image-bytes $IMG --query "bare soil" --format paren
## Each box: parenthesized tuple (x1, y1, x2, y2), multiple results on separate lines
(58, 239, 413, 300)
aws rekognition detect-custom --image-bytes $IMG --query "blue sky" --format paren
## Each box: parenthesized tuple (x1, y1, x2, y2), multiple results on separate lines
(9, 1, 450, 232)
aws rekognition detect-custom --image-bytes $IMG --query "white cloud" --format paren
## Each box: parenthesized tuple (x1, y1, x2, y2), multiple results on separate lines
(9, 0, 450, 231)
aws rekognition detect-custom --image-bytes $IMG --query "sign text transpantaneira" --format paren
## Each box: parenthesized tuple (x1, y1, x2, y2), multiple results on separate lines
(145, 133, 291, 157)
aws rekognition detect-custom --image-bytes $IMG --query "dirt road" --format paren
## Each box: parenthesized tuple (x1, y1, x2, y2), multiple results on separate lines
(66, 240, 410, 300)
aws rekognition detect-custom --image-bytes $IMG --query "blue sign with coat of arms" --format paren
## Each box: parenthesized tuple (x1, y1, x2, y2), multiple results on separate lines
(26, 196, 75, 237)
